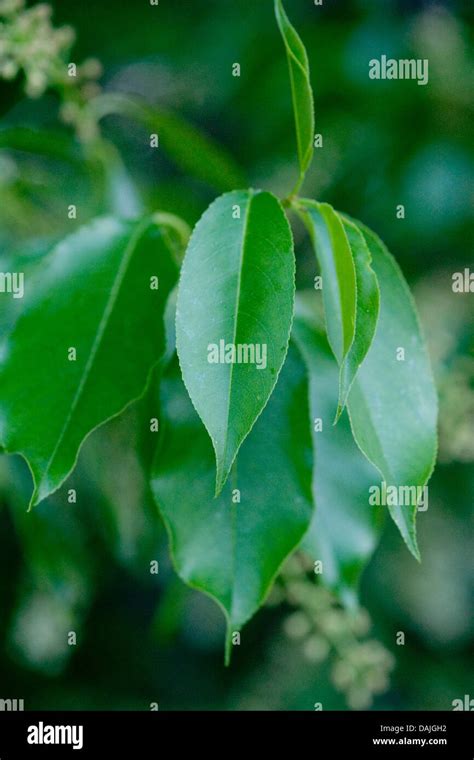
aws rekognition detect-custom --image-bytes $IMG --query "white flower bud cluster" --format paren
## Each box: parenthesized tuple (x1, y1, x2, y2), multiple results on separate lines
(0, 0, 24, 18)
(0, 0, 75, 98)
(0, 0, 102, 141)
(277, 554, 395, 710)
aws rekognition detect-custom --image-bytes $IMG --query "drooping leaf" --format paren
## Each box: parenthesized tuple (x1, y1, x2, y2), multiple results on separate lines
(274, 0, 315, 189)
(90, 93, 245, 192)
(176, 189, 295, 494)
(299, 200, 380, 419)
(338, 216, 380, 416)
(300, 201, 356, 364)
(293, 293, 382, 605)
(151, 346, 313, 657)
(298, 201, 355, 410)
(0, 216, 179, 508)
(345, 220, 438, 559)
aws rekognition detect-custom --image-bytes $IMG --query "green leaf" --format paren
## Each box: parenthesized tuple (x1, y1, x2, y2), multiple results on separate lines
(176, 189, 295, 494)
(299, 201, 380, 419)
(300, 201, 356, 364)
(274, 0, 315, 191)
(90, 93, 245, 192)
(293, 293, 382, 605)
(151, 346, 313, 657)
(0, 126, 82, 164)
(338, 216, 380, 416)
(298, 201, 355, 412)
(0, 216, 179, 508)
(345, 220, 438, 559)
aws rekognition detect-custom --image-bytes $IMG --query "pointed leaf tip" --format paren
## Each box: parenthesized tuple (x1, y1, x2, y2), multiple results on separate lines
(274, 0, 315, 190)
(0, 216, 179, 507)
(176, 189, 295, 493)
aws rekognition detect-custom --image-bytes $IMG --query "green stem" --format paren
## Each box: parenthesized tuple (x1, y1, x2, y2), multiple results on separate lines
(88, 92, 140, 123)
(152, 212, 191, 251)
(290, 172, 305, 198)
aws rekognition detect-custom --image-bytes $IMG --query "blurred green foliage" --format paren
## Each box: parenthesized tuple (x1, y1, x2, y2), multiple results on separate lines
(0, 0, 472, 709)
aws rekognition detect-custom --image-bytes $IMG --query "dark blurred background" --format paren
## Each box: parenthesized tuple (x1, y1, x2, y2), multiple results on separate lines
(0, 0, 472, 710)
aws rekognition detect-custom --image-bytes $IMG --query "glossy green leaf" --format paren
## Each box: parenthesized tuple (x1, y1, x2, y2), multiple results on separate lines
(151, 346, 313, 656)
(176, 189, 295, 494)
(299, 200, 380, 419)
(299, 201, 355, 411)
(338, 216, 380, 416)
(293, 293, 382, 605)
(300, 201, 356, 364)
(91, 93, 245, 192)
(274, 0, 315, 189)
(0, 216, 179, 508)
(345, 220, 438, 559)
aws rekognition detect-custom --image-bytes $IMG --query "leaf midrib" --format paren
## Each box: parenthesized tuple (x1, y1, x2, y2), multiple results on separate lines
(36, 218, 152, 500)
(284, 30, 311, 172)
(276, 0, 312, 174)
(219, 191, 254, 488)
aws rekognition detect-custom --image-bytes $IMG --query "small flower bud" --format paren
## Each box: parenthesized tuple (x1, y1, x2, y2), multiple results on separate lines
(80, 57, 102, 80)
(25, 68, 47, 97)
(0, 58, 18, 79)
